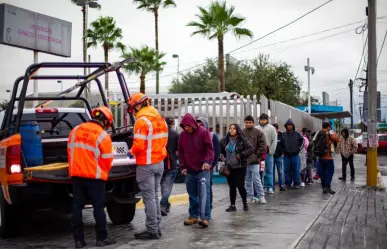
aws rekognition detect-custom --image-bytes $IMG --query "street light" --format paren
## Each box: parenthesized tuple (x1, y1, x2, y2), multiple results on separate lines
(304, 58, 315, 114)
(57, 81, 63, 107)
(172, 54, 180, 83)
(6, 90, 11, 100)
(75, 0, 101, 97)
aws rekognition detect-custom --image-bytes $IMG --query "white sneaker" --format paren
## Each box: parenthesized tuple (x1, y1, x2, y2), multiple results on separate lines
(246, 198, 255, 204)
(268, 188, 274, 194)
(301, 182, 306, 187)
(258, 196, 266, 204)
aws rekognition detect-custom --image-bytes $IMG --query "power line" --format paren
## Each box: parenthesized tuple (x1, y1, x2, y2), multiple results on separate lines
(227, 0, 334, 54)
(354, 35, 368, 82)
(377, 28, 387, 65)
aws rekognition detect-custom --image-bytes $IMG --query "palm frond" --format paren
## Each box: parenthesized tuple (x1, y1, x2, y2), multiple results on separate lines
(162, 0, 176, 8)
(233, 28, 253, 38)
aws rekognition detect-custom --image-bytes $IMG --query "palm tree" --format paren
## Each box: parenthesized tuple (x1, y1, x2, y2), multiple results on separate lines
(121, 46, 166, 94)
(187, 1, 253, 92)
(87, 16, 126, 94)
(132, 0, 177, 94)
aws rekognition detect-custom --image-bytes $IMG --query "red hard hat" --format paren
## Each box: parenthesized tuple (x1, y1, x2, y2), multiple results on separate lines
(91, 106, 113, 128)
(128, 92, 149, 113)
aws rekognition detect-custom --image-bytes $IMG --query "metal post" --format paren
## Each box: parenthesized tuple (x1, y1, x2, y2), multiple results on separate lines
(366, 0, 378, 187)
(349, 79, 354, 128)
(177, 56, 180, 83)
(33, 50, 39, 107)
(307, 58, 311, 114)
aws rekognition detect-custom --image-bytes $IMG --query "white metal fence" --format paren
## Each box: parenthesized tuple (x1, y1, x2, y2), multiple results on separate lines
(104, 93, 322, 137)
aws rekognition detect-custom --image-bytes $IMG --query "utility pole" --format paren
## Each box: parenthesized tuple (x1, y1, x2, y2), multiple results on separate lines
(304, 58, 315, 114)
(366, 0, 378, 187)
(349, 79, 354, 128)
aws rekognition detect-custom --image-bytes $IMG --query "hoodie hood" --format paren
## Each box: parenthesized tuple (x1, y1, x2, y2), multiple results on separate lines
(342, 128, 349, 138)
(196, 117, 209, 130)
(180, 113, 199, 130)
(284, 119, 295, 131)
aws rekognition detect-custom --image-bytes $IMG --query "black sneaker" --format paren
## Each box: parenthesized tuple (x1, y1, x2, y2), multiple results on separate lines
(243, 204, 249, 211)
(158, 229, 162, 237)
(338, 177, 346, 181)
(323, 188, 329, 194)
(280, 185, 286, 191)
(226, 205, 237, 212)
(75, 241, 86, 248)
(134, 231, 160, 240)
(327, 188, 336, 194)
(96, 238, 116, 247)
(160, 205, 168, 216)
(350, 177, 355, 182)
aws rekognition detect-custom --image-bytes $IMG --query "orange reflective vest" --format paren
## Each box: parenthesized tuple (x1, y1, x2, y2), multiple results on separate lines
(132, 106, 168, 165)
(67, 121, 114, 181)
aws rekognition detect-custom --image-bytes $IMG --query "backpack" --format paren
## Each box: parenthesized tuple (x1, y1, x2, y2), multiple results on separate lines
(313, 131, 328, 157)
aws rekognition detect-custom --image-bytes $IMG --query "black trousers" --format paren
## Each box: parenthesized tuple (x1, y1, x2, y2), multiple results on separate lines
(341, 154, 355, 179)
(72, 177, 107, 242)
(226, 167, 247, 206)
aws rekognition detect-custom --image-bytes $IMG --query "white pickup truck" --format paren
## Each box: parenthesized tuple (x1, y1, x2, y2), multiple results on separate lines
(0, 107, 139, 238)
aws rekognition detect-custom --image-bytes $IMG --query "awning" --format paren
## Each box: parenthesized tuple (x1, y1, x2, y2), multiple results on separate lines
(311, 111, 352, 119)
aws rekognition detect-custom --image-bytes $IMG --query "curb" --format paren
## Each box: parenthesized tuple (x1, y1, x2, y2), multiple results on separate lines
(136, 193, 189, 209)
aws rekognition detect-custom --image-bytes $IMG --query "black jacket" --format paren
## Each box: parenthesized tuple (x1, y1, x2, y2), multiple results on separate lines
(273, 131, 283, 158)
(220, 124, 254, 169)
(164, 127, 179, 170)
(280, 119, 304, 156)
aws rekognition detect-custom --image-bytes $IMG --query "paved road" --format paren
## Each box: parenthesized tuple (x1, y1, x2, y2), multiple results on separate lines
(0, 155, 381, 249)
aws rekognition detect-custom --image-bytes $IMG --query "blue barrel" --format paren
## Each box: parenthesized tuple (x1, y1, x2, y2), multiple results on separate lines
(20, 122, 43, 166)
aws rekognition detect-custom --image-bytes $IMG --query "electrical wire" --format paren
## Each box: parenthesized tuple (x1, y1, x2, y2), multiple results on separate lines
(377, 28, 387, 65)
(227, 0, 334, 54)
(354, 36, 368, 83)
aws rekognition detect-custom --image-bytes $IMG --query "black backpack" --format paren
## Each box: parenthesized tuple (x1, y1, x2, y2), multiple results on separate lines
(313, 131, 328, 157)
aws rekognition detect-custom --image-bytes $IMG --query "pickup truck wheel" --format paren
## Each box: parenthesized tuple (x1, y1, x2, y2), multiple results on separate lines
(106, 201, 136, 224)
(0, 189, 17, 238)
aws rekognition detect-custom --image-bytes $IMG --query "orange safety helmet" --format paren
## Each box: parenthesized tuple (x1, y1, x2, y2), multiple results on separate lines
(91, 106, 114, 128)
(128, 92, 150, 113)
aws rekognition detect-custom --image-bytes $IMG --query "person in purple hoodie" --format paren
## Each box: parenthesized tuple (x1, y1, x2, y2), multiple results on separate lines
(178, 113, 214, 228)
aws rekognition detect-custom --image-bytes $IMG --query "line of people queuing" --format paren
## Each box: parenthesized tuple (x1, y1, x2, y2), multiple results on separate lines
(66, 92, 358, 248)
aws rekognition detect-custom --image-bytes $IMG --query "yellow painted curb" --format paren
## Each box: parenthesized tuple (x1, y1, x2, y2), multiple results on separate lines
(136, 193, 189, 209)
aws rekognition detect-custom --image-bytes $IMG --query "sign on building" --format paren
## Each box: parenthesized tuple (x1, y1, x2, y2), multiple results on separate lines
(0, 3, 72, 57)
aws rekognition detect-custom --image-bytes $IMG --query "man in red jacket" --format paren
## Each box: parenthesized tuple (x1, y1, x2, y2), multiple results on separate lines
(178, 113, 214, 228)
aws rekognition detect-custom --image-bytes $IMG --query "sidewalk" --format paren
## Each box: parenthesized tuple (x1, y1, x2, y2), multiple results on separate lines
(293, 155, 387, 249)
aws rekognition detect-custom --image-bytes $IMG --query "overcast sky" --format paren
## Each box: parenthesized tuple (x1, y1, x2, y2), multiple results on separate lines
(0, 0, 387, 122)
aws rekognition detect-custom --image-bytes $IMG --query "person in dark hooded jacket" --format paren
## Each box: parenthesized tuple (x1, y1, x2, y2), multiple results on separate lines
(280, 119, 304, 189)
(220, 124, 254, 212)
(178, 113, 214, 228)
(196, 117, 220, 209)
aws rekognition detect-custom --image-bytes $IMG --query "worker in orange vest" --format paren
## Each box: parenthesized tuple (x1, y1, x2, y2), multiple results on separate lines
(128, 92, 168, 240)
(67, 106, 116, 248)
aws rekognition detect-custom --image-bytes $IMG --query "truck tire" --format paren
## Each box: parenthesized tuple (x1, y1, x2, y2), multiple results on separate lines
(0, 189, 17, 238)
(106, 201, 136, 225)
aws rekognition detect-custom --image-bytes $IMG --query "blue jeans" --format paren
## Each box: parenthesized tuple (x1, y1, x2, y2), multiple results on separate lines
(264, 155, 274, 189)
(185, 171, 211, 220)
(284, 155, 301, 186)
(160, 170, 177, 208)
(245, 164, 265, 198)
(273, 156, 284, 186)
(318, 159, 335, 188)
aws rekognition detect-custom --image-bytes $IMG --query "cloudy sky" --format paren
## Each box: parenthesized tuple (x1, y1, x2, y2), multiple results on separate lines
(1, 0, 387, 122)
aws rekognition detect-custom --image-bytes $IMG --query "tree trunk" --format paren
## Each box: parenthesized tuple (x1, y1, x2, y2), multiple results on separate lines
(217, 35, 225, 92)
(140, 75, 146, 94)
(154, 8, 160, 94)
(104, 44, 109, 98)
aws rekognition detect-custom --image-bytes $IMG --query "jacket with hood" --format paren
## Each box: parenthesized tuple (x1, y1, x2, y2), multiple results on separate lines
(280, 119, 304, 156)
(196, 117, 221, 167)
(220, 124, 254, 169)
(337, 128, 358, 158)
(178, 113, 214, 173)
(274, 131, 283, 158)
(164, 126, 179, 170)
(256, 123, 277, 155)
(242, 126, 267, 164)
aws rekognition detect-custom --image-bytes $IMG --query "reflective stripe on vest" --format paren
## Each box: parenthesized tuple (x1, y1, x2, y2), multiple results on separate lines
(134, 116, 168, 165)
(68, 126, 113, 179)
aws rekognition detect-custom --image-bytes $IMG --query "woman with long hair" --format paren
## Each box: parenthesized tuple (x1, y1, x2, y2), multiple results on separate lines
(220, 124, 254, 212)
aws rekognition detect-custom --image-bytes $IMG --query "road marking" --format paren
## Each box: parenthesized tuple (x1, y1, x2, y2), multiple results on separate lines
(136, 193, 189, 209)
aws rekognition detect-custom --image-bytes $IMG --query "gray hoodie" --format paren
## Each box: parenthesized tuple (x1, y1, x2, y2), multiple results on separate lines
(256, 123, 277, 155)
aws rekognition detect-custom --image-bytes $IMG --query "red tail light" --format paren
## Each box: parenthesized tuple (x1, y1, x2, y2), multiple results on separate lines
(35, 108, 58, 113)
(6, 145, 22, 174)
